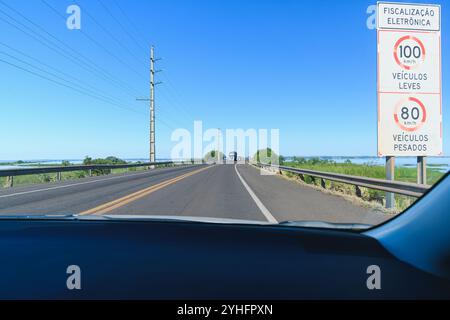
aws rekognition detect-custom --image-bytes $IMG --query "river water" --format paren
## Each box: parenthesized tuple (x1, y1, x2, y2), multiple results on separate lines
(283, 156, 450, 173)
(1, 157, 449, 173)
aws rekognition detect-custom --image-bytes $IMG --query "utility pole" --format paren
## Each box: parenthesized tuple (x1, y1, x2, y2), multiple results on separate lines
(150, 46, 156, 164)
(137, 45, 161, 166)
(217, 128, 221, 163)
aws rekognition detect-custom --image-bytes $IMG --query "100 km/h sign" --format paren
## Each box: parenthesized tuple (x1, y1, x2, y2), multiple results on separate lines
(377, 2, 442, 156)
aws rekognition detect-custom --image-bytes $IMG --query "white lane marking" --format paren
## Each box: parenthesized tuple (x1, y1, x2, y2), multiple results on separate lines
(0, 167, 193, 199)
(234, 164, 278, 223)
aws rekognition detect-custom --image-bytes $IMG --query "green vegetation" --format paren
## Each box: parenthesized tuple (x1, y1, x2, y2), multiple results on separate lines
(62, 160, 71, 166)
(82, 156, 127, 175)
(82, 156, 127, 166)
(0, 160, 32, 166)
(280, 157, 446, 212)
(283, 157, 444, 184)
(203, 150, 225, 163)
(253, 148, 284, 165)
(1, 171, 88, 187)
(0, 156, 149, 188)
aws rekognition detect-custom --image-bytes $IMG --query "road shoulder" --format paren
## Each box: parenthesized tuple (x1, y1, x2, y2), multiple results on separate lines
(236, 164, 391, 225)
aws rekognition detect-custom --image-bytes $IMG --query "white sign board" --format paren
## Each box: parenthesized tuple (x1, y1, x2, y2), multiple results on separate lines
(377, 2, 442, 156)
(378, 2, 440, 31)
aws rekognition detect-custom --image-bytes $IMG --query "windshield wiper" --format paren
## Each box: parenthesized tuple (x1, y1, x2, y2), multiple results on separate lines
(278, 220, 372, 230)
(0, 214, 77, 220)
(95, 215, 273, 225)
(0, 215, 371, 230)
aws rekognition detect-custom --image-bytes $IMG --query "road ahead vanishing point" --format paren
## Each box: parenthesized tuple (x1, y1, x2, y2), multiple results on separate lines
(0, 164, 390, 225)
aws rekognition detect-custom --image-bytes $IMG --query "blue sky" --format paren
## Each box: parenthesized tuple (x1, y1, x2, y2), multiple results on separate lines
(0, 0, 448, 160)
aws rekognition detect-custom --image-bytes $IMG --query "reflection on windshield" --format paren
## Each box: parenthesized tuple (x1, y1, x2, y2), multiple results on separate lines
(0, 0, 447, 229)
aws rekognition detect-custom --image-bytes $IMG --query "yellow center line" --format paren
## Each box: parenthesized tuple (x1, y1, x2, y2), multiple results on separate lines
(79, 165, 212, 216)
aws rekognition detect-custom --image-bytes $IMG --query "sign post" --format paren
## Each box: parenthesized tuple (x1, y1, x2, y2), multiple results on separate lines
(386, 156, 395, 209)
(417, 156, 427, 184)
(377, 2, 442, 207)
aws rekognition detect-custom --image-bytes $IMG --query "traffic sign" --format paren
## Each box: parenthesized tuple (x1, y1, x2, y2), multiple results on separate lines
(377, 2, 442, 156)
(377, 2, 440, 31)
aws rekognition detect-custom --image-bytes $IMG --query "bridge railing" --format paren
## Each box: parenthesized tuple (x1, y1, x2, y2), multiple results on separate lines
(0, 160, 199, 188)
(256, 163, 430, 199)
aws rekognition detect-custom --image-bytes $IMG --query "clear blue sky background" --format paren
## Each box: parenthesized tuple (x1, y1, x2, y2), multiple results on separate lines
(0, 0, 448, 160)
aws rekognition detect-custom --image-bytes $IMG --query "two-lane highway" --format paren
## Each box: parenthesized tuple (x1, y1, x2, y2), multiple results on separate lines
(0, 164, 391, 225)
(0, 165, 206, 215)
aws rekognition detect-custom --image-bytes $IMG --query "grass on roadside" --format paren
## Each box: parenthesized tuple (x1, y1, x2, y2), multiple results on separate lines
(0, 156, 181, 189)
(280, 159, 446, 213)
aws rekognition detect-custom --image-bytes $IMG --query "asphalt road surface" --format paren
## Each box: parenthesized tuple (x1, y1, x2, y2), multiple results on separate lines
(0, 164, 391, 225)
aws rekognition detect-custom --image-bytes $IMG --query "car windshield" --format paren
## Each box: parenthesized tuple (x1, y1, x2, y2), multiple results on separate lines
(0, 0, 447, 229)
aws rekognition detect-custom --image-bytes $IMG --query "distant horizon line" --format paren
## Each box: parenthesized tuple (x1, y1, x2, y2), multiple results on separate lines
(1, 155, 449, 162)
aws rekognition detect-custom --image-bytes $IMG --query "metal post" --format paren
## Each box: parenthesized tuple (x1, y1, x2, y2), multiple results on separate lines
(386, 156, 395, 209)
(217, 128, 221, 164)
(417, 156, 427, 185)
(57, 172, 62, 181)
(355, 185, 362, 198)
(6, 176, 13, 188)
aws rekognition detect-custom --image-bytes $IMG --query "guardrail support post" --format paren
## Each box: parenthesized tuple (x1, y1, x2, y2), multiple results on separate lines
(320, 178, 326, 189)
(386, 156, 395, 209)
(6, 176, 13, 188)
(417, 156, 427, 185)
(88, 169, 92, 177)
(355, 185, 362, 198)
(56, 172, 62, 182)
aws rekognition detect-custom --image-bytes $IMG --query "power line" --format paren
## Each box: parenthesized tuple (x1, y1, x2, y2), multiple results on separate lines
(0, 49, 125, 107)
(0, 0, 141, 96)
(158, 85, 194, 119)
(98, 1, 200, 129)
(0, 41, 132, 103)
(0, 55, 178, 130)
(95, 0, 196, 124)
(112, 0, 151, 53)
(104, 0, 196, 123)
(0, 43, 145, 111)
(0, 56, 144, 115)
(160, 69, 195, 112)
(38, 0, 147, 96)
(0, 2, 144, 99)
(39, 0, 148, 82)
(97, 0, 149, 56)
(0, 1, 185, 133)
(73, 0, 149, 67)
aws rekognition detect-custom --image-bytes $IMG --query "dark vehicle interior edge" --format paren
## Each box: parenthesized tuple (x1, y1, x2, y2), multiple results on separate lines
(0, 172, 449, 300)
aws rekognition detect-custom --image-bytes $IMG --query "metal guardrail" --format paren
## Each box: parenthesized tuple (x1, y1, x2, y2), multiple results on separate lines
(257, 163, 430, 198)
(0, 161, 199, 188)
(0, 161, 431, 199)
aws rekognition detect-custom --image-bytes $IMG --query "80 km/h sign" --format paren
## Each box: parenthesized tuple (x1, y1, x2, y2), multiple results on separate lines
(393, 97, 427, 132)
(377, 2, 442, 156)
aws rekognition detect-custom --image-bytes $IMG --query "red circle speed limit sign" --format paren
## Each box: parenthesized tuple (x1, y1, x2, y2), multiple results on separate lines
(394, 97, 427, 132)
(393, 36, 426, 70)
